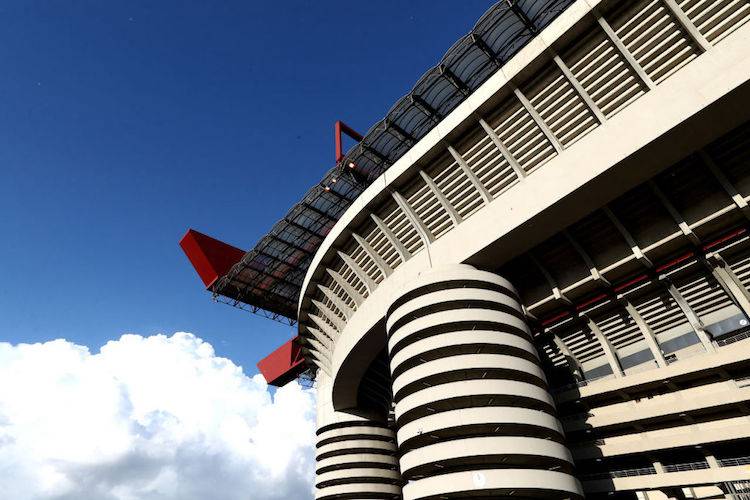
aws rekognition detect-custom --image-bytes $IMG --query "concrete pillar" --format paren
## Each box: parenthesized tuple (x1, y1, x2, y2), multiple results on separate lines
(702, 449, 720, 469)
(314, 374, 402, 500)
(710, 254, 750, 318)
(385, 264, 583, 500)
(623, 301, 667, 368)
(653, 459, 666, 474)
(553, 334, 584, 381)
(587, 316, 625, 377)
(666, 282, 716, 352)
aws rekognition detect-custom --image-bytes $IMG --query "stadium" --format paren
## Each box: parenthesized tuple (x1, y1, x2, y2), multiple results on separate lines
(181, 0, 750, 498)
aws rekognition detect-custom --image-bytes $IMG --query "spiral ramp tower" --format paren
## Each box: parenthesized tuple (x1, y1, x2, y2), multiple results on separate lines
(314, 376, 402, 500)
(386, 265, 582, 499)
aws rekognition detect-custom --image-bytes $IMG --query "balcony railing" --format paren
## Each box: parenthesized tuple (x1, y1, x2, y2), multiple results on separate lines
(581, 466, 657, 481)
(581, 456, 750, 483)
(663, 461, 709, 472)
(716, 329, 750, 347)
(719, 456, 750, 467)
(665, 353, 679, 365)
(553, 331, 750, 397)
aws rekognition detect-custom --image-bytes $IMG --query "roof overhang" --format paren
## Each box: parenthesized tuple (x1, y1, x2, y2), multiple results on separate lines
(208, 0, 578, 324)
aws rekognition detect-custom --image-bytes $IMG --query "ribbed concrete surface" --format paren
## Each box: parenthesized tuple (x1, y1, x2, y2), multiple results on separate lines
(315, 418, 402, 499)
(385, 265, 583, 499)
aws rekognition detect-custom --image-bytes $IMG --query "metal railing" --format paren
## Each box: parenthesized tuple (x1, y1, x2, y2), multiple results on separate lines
(719, 456, 750, 467)
(716, 329, 750, 347)
(582, 466, 656, 480)
(581, 456, 750, 483)
(663, 461, 709, 472)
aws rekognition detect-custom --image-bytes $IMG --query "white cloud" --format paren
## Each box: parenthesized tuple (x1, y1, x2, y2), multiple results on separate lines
(0, 332, 317, 500)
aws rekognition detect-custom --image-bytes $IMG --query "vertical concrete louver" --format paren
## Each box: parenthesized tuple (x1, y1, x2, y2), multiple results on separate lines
(315, 375, 402, 499)
(385, 265, 583, 500)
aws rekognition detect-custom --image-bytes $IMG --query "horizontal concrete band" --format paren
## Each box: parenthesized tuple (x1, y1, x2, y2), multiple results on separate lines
(316, 415, 390, 435)
(395, 378, 556, 425)
(565, 382, 750, 431)
(387, 279, 521, 319)
(573, 417, 750, 460)
(397, 406, 565, 446)
(387, 288, 525, 332)
(389, 330, 540, 377)
(401, 469, 584, 500)
(316, 453, 399, 474)
(399, 435, 575, 475)
(392, 353, 547, 401)
(315, 482, 402, 500)
(315, 467, 402, 488)
(316, 438, 397, 460)
(387, 265, 519, 306)
(388, 309, 532, 356)
(388, 299, 528, 336)
(317, 425, 395, 447)
(387, 281, 524, 326)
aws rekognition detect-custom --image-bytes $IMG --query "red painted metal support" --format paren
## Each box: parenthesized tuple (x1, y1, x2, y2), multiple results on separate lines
(257, 337, 307, 386)
(180, 232, 309, 384)
(179, 229, 246, 288)
(335, 120, 364, 163)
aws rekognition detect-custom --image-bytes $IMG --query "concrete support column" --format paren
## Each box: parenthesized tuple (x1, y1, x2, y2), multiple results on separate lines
(702, 449, 721, 469)
(710, 254, 750, 318)
(385, 264, 583, 500)
(315, 374, 402, 500)
(653, 459, 666, 474)
(587, 316, 625, 378)
(665, 282, 716, 352)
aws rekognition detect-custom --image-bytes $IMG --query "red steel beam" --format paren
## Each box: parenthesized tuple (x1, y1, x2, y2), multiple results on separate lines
(179, 229, 246, 289)
(257, 337, 307, 387)
(335, 120, 364, 163)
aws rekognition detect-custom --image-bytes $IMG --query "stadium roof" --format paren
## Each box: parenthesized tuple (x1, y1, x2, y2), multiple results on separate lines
(212, 0, 576, 323)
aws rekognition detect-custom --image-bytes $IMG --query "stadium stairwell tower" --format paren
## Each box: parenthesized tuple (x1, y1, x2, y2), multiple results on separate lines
(181, 1, 750, 498)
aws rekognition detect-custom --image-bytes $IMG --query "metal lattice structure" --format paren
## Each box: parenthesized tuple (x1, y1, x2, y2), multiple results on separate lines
(212, 0, 576, 322)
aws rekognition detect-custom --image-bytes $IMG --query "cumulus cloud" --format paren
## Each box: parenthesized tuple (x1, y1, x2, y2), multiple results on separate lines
(0, 332, 317, 500)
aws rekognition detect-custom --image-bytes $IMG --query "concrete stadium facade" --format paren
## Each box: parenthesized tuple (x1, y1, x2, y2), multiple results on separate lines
(295, 1, 750, 498)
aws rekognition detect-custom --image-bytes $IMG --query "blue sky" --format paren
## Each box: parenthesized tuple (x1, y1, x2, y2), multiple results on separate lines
(0, 0, 492, 374)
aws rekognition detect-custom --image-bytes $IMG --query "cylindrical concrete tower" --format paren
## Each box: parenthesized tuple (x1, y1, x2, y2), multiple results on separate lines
(314, 375, 403, 499)
(386, 265, 583, 499)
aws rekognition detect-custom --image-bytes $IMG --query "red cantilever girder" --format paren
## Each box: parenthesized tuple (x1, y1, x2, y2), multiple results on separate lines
(179, 229, 245, 289)
(257, 337, 307, 386)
